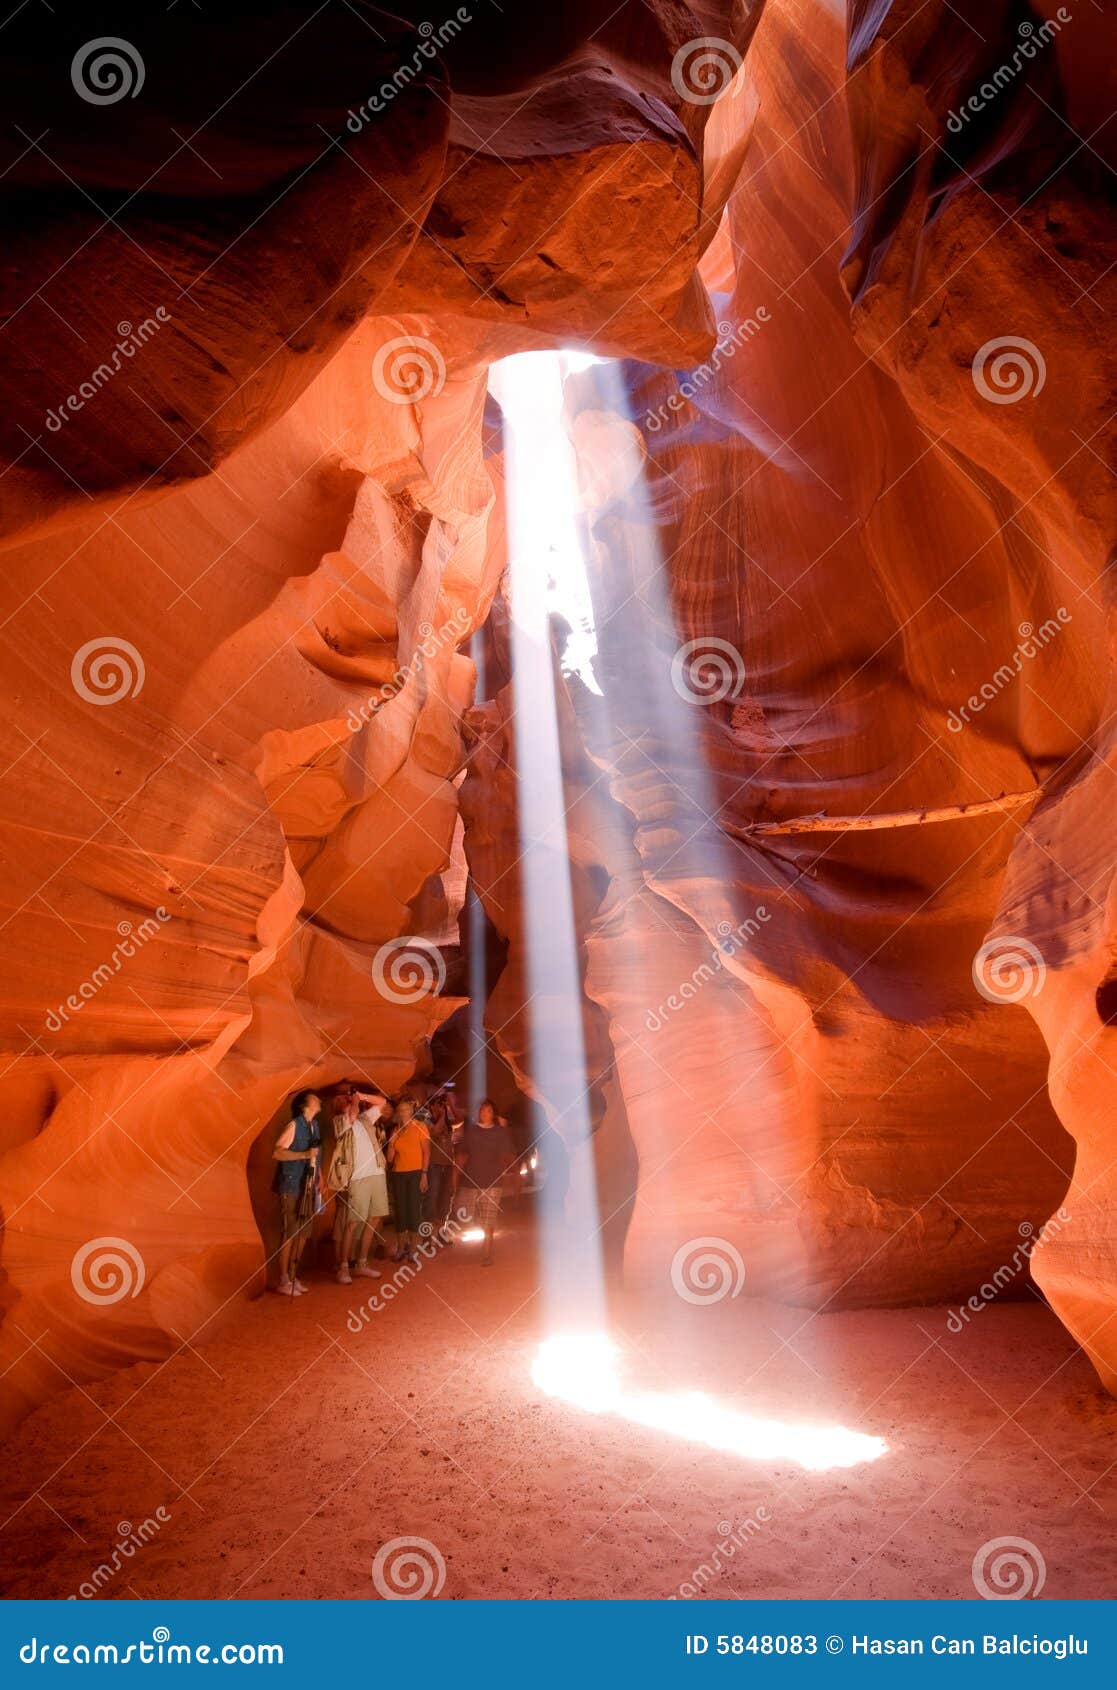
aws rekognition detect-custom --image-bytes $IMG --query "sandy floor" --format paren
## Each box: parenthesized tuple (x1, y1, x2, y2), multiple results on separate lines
(3, 1213, 1116, 1602)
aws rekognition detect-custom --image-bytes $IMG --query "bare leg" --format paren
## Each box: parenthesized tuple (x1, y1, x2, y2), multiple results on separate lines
(290, 1219, 312, 1287)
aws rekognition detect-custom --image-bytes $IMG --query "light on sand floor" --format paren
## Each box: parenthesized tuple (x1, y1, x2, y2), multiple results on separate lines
(531, 1334, 887, 1472)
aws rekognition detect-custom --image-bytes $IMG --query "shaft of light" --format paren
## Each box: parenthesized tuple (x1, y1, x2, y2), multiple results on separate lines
(531, 1335, 886, 1472)
(490, 350, 607, 1335)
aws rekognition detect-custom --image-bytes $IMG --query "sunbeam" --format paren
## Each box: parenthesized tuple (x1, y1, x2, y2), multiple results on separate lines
(531, 1334, 887, 1471)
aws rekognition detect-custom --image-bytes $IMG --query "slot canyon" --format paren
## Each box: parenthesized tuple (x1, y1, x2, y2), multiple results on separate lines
(0, 0, 1115, 1603)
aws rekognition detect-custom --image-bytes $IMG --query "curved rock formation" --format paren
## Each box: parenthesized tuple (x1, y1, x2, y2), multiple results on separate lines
(1, 0, 1115, 1432)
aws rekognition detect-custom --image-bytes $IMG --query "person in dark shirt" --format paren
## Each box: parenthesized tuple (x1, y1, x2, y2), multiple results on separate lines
(458, 1098, 517, 1266)
(272, 1090, 321, 1296)
(423, 1088, 460, 1239)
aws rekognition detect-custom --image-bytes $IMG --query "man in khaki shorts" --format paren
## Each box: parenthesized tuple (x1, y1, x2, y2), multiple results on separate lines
(328, 1086, 391, 1285)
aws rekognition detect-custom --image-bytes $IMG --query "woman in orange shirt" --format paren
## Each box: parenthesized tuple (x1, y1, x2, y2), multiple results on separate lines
(385, 1099, 430, 1263)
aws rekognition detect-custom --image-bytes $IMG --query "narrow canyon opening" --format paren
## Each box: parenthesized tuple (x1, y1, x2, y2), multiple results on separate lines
(1, 0, 1115, 1603)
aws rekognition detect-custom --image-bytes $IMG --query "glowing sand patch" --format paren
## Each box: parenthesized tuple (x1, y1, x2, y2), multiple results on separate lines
(531, 1335, 887, 1472)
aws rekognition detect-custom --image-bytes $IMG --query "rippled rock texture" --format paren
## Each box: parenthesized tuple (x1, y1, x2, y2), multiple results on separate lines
(1, 0, 1114, 1425)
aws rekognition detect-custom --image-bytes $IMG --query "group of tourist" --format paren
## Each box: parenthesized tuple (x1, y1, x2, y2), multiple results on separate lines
(271, 1081, 520, 1297)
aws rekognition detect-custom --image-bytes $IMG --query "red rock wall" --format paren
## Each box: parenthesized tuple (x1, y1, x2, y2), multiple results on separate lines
(0, 2, 749, 1426)
(1, 0, 1114, 1425)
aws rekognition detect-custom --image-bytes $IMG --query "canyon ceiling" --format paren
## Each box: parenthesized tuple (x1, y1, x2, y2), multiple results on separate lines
(0, 0, 1114, 1432)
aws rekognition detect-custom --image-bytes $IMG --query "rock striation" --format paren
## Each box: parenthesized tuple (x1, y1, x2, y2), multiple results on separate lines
(1, 0, 1115, 1425)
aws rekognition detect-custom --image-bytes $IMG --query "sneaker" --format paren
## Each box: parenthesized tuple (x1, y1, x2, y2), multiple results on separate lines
(275, 1280, 295, 1296)
(293, 1279, 309, 1295)
(353, 1264, 381, 1279)
(337, 1266, 352, 1285)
